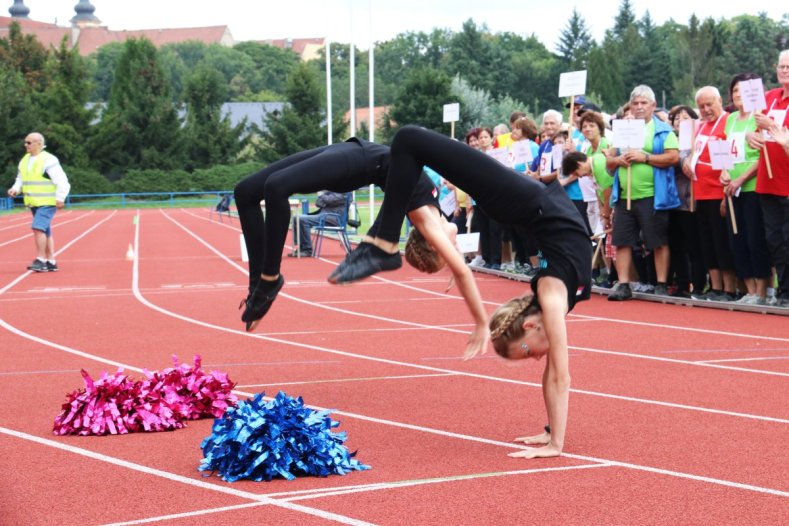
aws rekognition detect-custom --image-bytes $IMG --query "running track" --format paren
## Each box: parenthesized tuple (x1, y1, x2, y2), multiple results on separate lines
(0, 208, 787, 525)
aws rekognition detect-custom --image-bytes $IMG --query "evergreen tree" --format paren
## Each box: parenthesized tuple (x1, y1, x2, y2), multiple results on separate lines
(723, 15, 781, 88)
(261, 62, 342, 162)
(90, 38, 183, 175)
(557, 8, 594, 69)
(388, 68, 453, 137)
(0, 22, 49, 90)
(612, 0, 637, 39)
(182, 65, 246, 170)
(38, 38, 97, 169)
(0, 64, 39, 182)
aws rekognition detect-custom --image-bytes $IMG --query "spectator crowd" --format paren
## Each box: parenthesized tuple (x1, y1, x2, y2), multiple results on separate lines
(437, 49, 789, 308)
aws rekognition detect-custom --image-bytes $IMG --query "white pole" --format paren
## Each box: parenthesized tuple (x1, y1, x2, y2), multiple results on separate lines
(349, 0, 356, 137)
(367, 0, 375, 226)
(325, 37, 333, 145)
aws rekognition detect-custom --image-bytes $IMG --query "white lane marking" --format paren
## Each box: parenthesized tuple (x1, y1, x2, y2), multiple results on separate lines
(0, 427, 374, 526)
(238, 372, 457, 388)
(0, 210, 96, 247)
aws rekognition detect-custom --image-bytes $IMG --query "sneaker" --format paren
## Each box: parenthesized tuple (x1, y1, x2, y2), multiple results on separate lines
(46, 261, 59, 272)
(328, 244, 402, 284)
(468, 255, 485, 267)
(328, 243, 372, 282)
(288, 249, 312, 257)
(654, 284, 668, 296)
(608, 283, 633, 301)
(240, 274, 285, 331)
(690, 291, 709, 301)
(670, 288, 690, 298)
(486, 263, 501, 271)
(707, 291, 735, 302)
(27, 259, 48, 272)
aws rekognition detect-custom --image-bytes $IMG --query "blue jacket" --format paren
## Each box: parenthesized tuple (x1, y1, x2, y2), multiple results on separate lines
(611, 116, 680, 210)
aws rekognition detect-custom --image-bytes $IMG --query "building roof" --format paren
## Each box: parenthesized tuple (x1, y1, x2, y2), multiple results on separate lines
(0, 15, 234, 55)
(260, 37, 325, 60)
(344, 106, 390, 133)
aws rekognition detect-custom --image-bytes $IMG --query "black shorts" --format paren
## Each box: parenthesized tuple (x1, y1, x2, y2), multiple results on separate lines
(612, 197, 669, 249)
(696, 199, 734, 271)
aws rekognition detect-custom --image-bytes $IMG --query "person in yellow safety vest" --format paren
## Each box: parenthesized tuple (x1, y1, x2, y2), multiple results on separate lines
(7, 132, 71, 272)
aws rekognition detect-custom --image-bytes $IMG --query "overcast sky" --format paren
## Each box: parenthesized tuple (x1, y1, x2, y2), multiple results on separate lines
(17, 1, 788, 52)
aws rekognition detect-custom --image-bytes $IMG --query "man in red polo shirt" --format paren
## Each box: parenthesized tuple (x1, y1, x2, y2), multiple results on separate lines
(749, 49, 789, 307)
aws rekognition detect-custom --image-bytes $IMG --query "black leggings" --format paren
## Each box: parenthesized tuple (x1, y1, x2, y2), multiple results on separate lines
(376, 126, 544, 242)
(234, 143, 375, 279)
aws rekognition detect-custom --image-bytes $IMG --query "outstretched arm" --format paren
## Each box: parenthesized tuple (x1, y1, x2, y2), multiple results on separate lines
(409, 206, 490, 359)
(509, 276, 570, 459)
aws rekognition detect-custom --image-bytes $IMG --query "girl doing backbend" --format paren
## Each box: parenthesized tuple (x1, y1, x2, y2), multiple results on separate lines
(331, 126, 592, 459)
(234, 138, 487, 341)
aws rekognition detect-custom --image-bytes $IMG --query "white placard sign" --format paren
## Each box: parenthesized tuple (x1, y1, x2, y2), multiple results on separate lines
(487, 147, 511, 166)
(708, 139, 735, 170)
(741, 78, 767, 113)
(443, 102, 460, 123)
(678, 120, 694, 151)
(552, 147, 564, 174)
(511, 141, 534, 164)
(439, 191, 457, 218)
(456, 232, 480, 254)
(558, 70, 587, 98)
(612, 119, 646, 150)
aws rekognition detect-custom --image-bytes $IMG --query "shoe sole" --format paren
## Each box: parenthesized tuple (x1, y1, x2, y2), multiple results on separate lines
(243, 276, 285, 332)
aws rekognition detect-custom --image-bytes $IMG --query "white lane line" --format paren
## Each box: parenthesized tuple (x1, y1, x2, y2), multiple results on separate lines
(0, 211, 116, 296)
(698, 356, 789, 364)
(106, 464, 611, 525)
(0, 427, 374, 526)
(0, 210, 96, 247)
(163, 210, 789, 381)
(237, 372, 457, 388)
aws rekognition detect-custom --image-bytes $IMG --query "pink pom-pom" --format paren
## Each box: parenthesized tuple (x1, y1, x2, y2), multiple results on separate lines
(53, 356, 237, 437)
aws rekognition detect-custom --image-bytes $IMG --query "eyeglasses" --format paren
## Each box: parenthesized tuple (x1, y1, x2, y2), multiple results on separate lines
(520, 342, 531, 359)
(24, 141, 33, 145)
(777, 65, 789, 71)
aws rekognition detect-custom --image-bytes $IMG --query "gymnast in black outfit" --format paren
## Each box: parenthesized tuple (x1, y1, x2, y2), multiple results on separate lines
(234, 137, 487, 336)
(331, 126, 592, 459)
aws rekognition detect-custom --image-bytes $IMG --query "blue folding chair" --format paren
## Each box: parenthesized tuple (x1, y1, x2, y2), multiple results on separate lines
(311, 193, 354, 257)
(210, 194, 233, 223)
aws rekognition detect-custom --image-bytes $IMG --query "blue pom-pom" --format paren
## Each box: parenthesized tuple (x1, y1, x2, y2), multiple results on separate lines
(198, 391, 370, 482)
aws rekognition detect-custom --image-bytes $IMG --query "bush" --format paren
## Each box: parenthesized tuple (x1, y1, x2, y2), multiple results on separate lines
(67, 168, 115, 195)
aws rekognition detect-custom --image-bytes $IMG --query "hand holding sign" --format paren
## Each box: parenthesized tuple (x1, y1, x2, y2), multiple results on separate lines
(708, 139, 738, 234)
(611, 119, 646, 210)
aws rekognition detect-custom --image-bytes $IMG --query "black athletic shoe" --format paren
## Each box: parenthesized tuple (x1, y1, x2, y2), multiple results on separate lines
(240, 274, 285, 331)
(329, 244, 402, 284)
(46, 261, 59, 272)
(608, 283, 633, 301)
(327, 243, 373, 283)
(27, 259, 48, 272)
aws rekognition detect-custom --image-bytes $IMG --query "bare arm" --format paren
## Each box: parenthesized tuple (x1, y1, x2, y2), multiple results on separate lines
(409, 206, 490, 359)
(510, 276, 570, 459)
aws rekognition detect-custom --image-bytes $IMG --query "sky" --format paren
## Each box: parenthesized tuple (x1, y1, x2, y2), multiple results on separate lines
(16, 1, 788, 52)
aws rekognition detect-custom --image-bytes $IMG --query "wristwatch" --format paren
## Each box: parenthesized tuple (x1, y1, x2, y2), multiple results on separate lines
(645, 154, 650, 164)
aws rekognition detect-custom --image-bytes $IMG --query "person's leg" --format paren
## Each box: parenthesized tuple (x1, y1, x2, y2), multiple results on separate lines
(33, 230, 47, 259)
(234, 146, 328, 283)
(294, 214, 324, 254)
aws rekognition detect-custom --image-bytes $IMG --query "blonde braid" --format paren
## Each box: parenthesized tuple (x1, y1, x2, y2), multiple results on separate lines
(405, 228, 443, 273)
(489, 295, 540, 357)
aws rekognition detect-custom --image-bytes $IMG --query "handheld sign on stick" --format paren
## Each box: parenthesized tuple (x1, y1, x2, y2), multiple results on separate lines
(443, 102, 460, 140)
(612, 119, 646, 210)
(558, 70, 587, 132)
(709, 140, 738, 234)
(741, 78, 773, 179)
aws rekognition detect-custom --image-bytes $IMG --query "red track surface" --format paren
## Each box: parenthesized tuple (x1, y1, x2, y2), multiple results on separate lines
(1, 208, 787, 525)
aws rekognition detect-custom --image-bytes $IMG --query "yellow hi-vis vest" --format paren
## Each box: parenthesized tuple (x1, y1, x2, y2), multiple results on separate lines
(19, 152, 57, 207)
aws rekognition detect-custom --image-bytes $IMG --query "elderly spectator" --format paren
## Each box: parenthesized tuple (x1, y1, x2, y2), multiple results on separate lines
(529, 110, 563, 179)
(722, 73, 772, 305)
(748, 49, 789, 307)
(682, 86, 737, 301)
(606, 85, 680, 300)
(666, 105, 707, 298)
(493, 111, 525, 149)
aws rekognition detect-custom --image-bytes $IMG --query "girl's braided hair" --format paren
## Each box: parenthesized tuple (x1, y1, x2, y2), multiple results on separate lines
(489, 295, 541, 357)
(405, 227, 444, 273)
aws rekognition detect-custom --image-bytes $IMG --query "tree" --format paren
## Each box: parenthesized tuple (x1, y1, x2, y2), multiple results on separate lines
(0, 22, 49, 90)
(387, 68, 453, 137)
(90, 38, 183, 175)
(0, 64, 39, 182)
(181, 65, 246, 169)
(234, 41, 299, 96)
(261, 62, 342, 161)
(556, 8, 594, 69)
(86, 42, 124, 101)
(38, 38, 97, 169)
